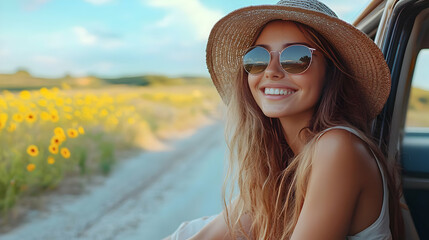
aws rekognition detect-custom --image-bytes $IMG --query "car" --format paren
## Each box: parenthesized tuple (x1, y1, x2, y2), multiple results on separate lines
(354, 0, 429, 239)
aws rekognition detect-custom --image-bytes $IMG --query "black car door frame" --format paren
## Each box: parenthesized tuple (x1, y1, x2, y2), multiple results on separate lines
(371, 0, 429, 239)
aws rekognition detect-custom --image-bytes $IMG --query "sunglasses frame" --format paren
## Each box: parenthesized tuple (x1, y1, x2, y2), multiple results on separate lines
(242, 44, 317, 75)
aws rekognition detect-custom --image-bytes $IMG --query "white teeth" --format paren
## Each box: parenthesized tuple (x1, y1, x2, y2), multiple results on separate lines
(264, 88, 295, 96)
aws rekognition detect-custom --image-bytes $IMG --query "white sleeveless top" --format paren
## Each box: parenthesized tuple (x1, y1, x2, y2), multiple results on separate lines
(169, 126, 392, 240)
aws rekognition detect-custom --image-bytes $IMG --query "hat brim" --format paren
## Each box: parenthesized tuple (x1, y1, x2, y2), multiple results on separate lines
(206, 5, 391, 119)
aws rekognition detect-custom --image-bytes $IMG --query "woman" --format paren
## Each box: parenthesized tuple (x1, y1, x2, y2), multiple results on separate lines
(167, 0, 404, 239)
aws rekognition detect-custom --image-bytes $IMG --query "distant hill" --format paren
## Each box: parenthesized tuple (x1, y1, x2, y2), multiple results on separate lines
(0, 70, 102, 91)
(101, 75, 212, 86)
(0, 70, 212, 91)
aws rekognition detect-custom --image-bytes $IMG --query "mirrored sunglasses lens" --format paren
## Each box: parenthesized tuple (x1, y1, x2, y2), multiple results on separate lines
(280, 45, 312, 74)
(243, 47, 270, 74)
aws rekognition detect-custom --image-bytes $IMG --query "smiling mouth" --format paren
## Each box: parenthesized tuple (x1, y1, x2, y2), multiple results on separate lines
(263, 88, 297, 96)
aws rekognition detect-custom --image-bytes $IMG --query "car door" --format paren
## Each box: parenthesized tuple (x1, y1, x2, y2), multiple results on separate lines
(356, 0, 429, 239)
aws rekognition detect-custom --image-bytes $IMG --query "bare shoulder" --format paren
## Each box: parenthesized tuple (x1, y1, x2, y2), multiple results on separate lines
(311, 128, 376, 188)
(314, 129, 374, 168)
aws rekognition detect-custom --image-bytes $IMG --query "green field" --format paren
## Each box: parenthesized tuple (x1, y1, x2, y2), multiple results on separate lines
(0, 71, 221, 226)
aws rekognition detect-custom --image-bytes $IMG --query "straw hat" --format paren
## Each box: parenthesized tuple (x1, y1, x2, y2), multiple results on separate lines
(206, 0, 391, 119)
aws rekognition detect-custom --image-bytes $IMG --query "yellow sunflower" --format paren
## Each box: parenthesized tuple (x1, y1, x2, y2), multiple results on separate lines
(50, 135, 62, 145)
(51, 113, 59, 122)
(48, 144, 59, 154)
(26, 163, 36, 172)
(67, 128, 78, 138)
(13, 113, 24, 122)
(54, 127, 65, 136)
(25, 112, 37, 123)
(78, 126, 85, 134)
(60, 147, 71, 159)
(0, 113, 8, 129)
(54, 127, 67, 141)
(27, 145, 39, 157)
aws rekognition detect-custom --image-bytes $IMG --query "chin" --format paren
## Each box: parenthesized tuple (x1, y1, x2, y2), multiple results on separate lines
(261, 110, 287, 118)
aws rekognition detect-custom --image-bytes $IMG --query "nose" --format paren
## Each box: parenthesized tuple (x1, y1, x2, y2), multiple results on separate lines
(264, 51, 285, 80)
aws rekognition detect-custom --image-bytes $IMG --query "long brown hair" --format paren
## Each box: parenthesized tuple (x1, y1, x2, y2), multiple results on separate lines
(222, 20, 404, 239)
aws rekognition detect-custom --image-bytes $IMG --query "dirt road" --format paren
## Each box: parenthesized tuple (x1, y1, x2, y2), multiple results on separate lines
(2, 120, 227, 240)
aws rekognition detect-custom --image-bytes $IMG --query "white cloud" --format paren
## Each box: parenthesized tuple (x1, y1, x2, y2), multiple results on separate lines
(145, 0, 223, 41)
(154, 15, 175, 28)
(73, 26, 98, 45)
(83, 0, 114, 5)
(72, 26, 124, 49)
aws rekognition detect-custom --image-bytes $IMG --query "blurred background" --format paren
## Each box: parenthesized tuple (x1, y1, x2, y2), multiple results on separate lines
(0, 0, 428, 240)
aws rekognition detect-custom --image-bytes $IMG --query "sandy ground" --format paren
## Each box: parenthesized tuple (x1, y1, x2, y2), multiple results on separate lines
(1, 119, 227, 240)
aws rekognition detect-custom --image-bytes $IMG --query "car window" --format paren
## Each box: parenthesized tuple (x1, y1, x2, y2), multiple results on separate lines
(405, 49, 429, 129)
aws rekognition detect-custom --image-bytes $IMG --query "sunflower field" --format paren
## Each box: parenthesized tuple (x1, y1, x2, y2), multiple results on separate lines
(0, 84, 221, 218)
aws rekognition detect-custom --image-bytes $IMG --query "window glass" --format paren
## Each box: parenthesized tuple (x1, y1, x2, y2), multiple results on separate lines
(405, 49, 429, 128)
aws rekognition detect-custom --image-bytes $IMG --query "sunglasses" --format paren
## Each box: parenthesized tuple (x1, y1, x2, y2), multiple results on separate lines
(242, 44, 316, 75)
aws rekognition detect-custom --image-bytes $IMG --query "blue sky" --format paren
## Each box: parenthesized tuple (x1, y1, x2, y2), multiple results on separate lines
(0, 0, 428, 89)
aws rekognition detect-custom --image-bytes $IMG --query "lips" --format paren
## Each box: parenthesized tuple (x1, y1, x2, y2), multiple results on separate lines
(260, 83, 297, 90)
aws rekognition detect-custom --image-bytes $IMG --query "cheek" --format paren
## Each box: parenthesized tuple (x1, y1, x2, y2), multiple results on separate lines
(307, 61, 327, 95)
(247, 75, 260, 97)
(296, 65, 327, 104)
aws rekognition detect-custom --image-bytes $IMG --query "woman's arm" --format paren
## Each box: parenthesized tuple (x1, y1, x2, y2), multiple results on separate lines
(291, 130, 368, 240)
